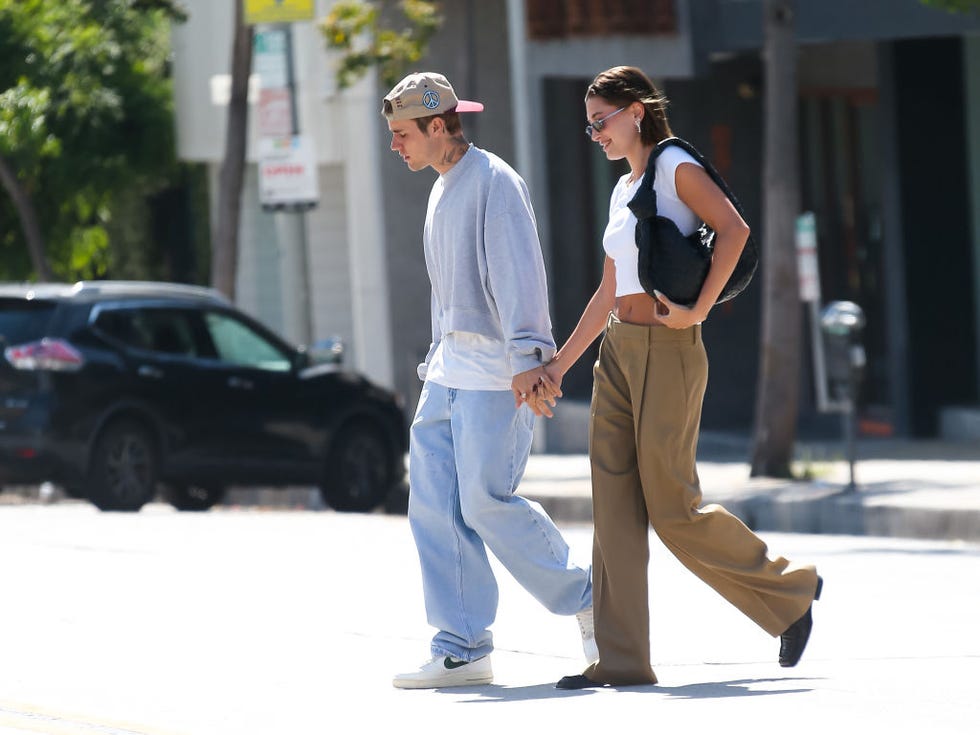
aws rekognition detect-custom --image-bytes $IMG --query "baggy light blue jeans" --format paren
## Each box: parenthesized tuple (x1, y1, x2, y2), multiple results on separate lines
(408, 382, 593, 661)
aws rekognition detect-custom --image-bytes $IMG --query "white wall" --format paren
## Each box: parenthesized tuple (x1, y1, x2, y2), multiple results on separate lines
(171, 1, 393, 388)
(306, 165, 354, 355)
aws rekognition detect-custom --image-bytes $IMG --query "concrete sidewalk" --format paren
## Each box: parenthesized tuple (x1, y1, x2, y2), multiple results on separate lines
(5, 433, 978, 543)
(520, 432, 980, 542)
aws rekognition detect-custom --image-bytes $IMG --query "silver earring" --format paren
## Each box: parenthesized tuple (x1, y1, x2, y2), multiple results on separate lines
(634, 118, 642, 133)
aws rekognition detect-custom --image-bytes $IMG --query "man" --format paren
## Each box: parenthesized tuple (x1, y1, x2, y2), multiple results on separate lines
(383, 72, 594, 689)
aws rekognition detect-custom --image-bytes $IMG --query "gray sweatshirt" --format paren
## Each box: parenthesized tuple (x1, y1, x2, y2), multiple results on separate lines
(419, 145, 556, 379)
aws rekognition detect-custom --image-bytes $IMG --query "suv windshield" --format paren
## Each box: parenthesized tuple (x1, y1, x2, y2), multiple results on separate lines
(0, 299, 57, 345)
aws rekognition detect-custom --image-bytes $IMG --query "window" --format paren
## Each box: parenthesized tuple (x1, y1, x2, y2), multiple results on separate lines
(526, 0, 677, 39)
(95, 307, 199, 357)
(203, 311, 291, 372)
(0, 300, 57, 343)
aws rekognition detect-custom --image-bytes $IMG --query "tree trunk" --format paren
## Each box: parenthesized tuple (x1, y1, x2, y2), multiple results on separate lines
(211, 0, 253, 299)
(750, 0, 801, 477)
(0, 155, 54, 282)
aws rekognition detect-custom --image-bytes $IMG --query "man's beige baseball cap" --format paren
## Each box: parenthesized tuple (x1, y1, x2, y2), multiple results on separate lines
(382, 72, 484, 121)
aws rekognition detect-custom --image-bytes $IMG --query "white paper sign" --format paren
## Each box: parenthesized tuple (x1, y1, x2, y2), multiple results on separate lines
(258, 135, 319, 208)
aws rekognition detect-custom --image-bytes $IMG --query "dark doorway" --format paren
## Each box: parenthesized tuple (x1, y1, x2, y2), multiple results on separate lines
(893, 37, 978, 434)
(799, 87, 890, 428)
(543, 77, 626, 400)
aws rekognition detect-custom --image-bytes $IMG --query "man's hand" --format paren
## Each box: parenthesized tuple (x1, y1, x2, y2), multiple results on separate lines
(512, 366, 562, 418)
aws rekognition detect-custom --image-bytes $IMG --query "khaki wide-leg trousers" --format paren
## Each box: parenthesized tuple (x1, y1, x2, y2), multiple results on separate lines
(584, 315, 819, 686)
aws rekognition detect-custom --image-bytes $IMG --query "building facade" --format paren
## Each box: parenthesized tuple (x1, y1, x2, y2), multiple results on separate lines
(510, 0, 980, 442)
(172, 0, 980, 449)
(171, 0, 393, 391)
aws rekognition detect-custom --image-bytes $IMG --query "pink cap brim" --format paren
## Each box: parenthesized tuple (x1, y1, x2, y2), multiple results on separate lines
(454, 100, 484, 113)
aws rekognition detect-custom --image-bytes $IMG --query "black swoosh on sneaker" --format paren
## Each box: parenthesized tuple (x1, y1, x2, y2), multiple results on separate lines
(443, 657, 470, 669)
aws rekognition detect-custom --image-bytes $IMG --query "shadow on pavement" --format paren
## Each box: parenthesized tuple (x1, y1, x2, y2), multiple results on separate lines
(446, 676, 820, 702)
(654, 676, 820, 699)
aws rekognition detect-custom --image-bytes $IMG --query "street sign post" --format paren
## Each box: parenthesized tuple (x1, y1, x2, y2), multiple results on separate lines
(250, 16, 316, 346)
(257, 135, 319, 209)
(797, 212, 843, 413)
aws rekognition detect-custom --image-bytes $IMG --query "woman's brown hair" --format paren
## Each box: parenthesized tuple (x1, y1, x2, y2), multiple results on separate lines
(585, 66, 672, 145)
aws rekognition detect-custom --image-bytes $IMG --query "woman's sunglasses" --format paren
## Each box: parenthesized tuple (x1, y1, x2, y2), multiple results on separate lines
(585, 107, 626, 137)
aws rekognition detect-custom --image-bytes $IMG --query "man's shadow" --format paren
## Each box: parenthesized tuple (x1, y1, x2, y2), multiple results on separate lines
(441, 677, 820, 703)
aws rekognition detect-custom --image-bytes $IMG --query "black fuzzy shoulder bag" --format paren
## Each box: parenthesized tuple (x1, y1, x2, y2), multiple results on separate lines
(626, 137, 758, 306)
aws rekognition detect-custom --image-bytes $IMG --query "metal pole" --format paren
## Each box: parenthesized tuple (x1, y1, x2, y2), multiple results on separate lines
(810, 299, 833, 412)
(279, 23, 312, 346)
(843, 396, 857, 492)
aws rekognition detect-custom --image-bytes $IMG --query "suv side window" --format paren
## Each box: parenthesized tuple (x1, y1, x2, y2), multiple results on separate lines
(95, 307, 200, 357)
(203, 311, 291, 372)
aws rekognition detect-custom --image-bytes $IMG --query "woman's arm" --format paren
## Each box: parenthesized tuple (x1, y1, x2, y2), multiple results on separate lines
(654, 162, 750, 329)
(543, 256, 618, 388)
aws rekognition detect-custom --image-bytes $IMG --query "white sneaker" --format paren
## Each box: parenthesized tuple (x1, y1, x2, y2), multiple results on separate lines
(392, 655, 493, 689)
(577, 607, 599, 664)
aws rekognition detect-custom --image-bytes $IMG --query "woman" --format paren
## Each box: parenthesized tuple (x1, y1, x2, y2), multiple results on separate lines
(544, 66, 822, 689)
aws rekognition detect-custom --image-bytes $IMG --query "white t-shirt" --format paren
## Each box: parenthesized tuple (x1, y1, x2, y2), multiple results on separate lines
(425, 331, 512, 391)
(603, 146, 704, 296)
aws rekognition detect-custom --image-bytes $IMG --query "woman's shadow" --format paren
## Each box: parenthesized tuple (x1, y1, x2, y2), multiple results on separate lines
(441, 676, 820, 703)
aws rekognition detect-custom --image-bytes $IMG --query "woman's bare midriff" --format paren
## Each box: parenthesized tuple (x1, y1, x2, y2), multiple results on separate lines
(614, 292, 667, 326)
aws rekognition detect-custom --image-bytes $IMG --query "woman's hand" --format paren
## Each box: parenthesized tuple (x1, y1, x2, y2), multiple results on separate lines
(527, 364, 563, 417)
(542, 360, 564, 395)
(514, 366, 563, 418)
(653, 290, 707, 330)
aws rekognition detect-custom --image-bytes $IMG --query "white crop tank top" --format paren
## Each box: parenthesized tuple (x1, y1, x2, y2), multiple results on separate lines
(602, 146, 704, 296)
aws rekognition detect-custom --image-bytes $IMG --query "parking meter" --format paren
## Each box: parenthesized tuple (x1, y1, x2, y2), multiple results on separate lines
(819, 301, 866, 492)
(820, 301, 866, 402)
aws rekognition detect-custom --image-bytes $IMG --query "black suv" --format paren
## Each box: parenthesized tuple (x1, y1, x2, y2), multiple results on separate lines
(0, 281, 407, 512)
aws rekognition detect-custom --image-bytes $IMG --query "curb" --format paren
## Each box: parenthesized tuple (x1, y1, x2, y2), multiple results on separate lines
(524, 478, 980, 543)
(722, 484, 980, 541)
(7, 473, 980, 543)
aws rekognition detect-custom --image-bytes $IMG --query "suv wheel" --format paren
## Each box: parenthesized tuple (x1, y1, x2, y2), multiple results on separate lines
(86, 420, 157, 511)
(320, 421, 391, 512)
(164, 484, 225, 511)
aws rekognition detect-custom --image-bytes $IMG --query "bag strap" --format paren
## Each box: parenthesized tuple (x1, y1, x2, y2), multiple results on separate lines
(627, 137, 750, 223)
(626, 139, 673, 220)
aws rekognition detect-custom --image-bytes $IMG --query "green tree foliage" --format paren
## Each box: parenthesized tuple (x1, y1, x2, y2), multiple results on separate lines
(0, 0, 188, 281)
(319, 0, 442, 90)
(920, 0, 980, 11)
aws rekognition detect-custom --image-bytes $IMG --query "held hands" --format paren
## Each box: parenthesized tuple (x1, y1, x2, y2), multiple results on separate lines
(653, 290, 708, 330)
(512, 365, 563, 418)
(542, 360, 564, 395)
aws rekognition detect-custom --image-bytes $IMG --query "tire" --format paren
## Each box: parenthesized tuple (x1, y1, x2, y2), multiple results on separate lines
(86, 420, 158, 511)
(320, 421, 391, 512)
(163, 484, 225, 511)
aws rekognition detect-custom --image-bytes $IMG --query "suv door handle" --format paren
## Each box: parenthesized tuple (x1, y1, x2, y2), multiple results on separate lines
(227, 376, 254, 390)
(138, 365, 163, 379)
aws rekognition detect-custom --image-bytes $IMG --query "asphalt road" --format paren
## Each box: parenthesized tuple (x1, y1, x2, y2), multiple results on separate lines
(0, 503, 977, 735)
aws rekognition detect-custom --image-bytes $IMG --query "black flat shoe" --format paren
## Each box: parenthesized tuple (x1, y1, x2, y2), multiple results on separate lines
(779, 575, 823, 667)
(555, 674, 605, 690)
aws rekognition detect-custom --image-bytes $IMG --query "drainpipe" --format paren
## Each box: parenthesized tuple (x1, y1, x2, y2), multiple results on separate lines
(506, 0, 548, 452)
(506, 0, 534, 191)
